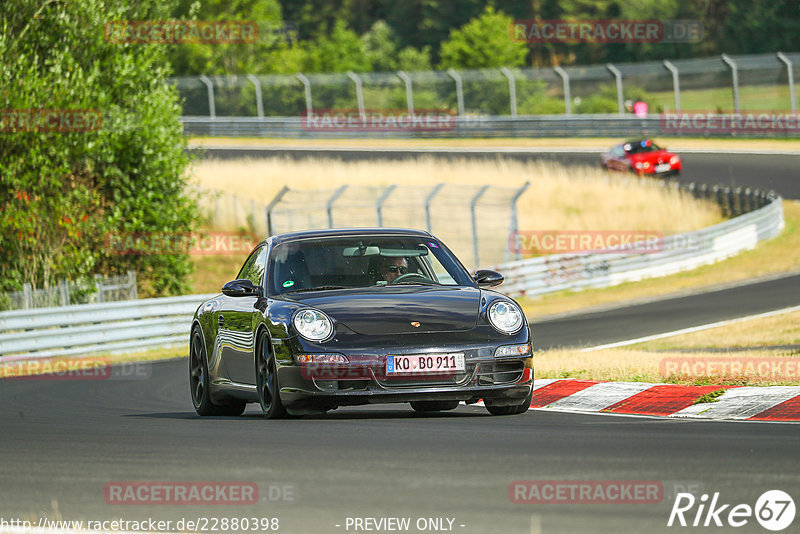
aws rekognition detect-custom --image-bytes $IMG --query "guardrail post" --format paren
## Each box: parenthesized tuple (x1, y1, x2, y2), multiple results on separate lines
(777, 52, 796, 113)
(346, 71, 365, 121)
(265, 185, 290, 236)
(327, 185, 348, 228)
(425, 183, 444, 233)
(500, 67, 518, 117)
(554, 66, 572, 115)
(721, 54, 740, 113)
(663, 60, 681, 113)
(606, 63, 624, 115)
(296, 73, 313, 114)
(470, 185, 490, 268)
(397, 71, 414, 116)
(507, 181, 530, 261)
(376, 184, 396, 226)
(198, 75, 216, 118)
(447, 69, 465, 117)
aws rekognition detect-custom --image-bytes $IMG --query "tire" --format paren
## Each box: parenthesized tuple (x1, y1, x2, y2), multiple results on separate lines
(410, 400, 460, 412)
(485, 388, 533, 416)
(255, 332, 291, 419)
(189, 327, 246, 416)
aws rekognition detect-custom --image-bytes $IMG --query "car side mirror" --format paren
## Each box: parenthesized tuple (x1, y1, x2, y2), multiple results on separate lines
(222, 279, 262, 297)
(473, 269, 504, 288)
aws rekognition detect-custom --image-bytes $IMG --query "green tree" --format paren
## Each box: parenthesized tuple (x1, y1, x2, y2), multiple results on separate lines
(0, 0, 198, 297)
(438, 6, 528, 70)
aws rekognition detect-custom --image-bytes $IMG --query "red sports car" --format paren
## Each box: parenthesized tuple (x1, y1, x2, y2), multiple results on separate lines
(601, 139, 681, 176)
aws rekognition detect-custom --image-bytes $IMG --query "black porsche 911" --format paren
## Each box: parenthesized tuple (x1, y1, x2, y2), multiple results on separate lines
(189, 228, 533, 418)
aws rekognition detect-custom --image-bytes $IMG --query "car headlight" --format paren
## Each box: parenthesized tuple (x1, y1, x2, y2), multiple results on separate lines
(670, 155, 680, 165)
(487, 300, 524, 334)
(293, 309, 334, 341)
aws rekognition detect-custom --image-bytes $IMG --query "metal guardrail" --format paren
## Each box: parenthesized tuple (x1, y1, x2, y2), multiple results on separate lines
(492, 186, 784, 298)
(180, 114, 799, 139)
(0, 186, 784, 362)
(0, 294, 214, 360)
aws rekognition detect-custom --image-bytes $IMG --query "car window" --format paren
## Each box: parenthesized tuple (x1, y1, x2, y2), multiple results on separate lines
(268, 236, 472, 295)
(237, 244, 267, 287)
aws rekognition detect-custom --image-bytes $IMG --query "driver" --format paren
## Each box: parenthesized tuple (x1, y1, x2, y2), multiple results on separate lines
(376, 256, 408, 284)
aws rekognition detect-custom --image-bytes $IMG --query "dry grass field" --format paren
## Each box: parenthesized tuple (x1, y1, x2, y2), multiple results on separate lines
(190, 157, 722, 235)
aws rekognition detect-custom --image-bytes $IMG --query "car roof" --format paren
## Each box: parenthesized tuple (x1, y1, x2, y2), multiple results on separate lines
(270, 227, 434, 244)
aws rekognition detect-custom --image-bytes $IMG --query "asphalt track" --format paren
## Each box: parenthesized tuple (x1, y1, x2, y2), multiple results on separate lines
(1, 147, 799, 534)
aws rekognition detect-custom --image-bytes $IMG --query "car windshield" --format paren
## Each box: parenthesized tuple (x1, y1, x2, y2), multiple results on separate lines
(624, 140, 662, 154)
(268, 235, 473, 295)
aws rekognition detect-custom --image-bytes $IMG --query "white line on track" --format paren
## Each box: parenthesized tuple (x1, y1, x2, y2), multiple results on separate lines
(580, 304, 800, 352)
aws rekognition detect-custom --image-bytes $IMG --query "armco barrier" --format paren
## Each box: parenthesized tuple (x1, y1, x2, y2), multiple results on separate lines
(0, 294, 214, 361)
(493, 189, 784, 298)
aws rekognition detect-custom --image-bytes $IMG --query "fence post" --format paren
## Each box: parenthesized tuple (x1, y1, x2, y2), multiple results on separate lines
(397, 71, 414, 116)
(606, 63, 624, 115)
(265, 185, 290, 236)
(721, 54, 740, 113)
(777, 52, 796, 113)
(447, 69, 465, 116)
(507, 181, 530, 261)
(425, 183, 445, 233)
(327, 185, 348, 228)
(22, 283, 33, 309)
(346, 71, 365, 122)
(128, 271, 138, 300)
(198, 75, 216, 118)
(59, 279, 69, 307)
(246, 74, 264, 118)
(554, 66, 572, 115)
(663, 60, 681, 113)
(470, 185, 490, 268)
(296, 73, 313, 114)
(500, 67, 518, 117)
(94, 274, 104, 303)
(376, 185, 396, 227)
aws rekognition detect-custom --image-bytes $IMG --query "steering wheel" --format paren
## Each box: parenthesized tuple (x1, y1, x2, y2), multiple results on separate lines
(390, 272, 435, 285)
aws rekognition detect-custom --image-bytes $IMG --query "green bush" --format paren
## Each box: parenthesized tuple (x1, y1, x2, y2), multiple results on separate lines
(0, 0, 198, 296)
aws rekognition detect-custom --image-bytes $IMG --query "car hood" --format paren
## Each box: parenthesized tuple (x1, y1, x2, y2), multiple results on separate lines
(287, 285, 481, 335)
(627, 150, 674, 164)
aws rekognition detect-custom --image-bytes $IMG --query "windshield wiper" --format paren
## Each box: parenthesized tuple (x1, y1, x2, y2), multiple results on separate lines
(284, 285, 346, 293)
(391, 281, 439, 286)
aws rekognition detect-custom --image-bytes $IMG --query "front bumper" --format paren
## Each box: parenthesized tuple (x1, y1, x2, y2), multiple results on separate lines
(277, 354, 533, 412)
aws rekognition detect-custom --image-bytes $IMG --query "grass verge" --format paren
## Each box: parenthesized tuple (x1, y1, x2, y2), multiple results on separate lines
(534, 307, 800, 386)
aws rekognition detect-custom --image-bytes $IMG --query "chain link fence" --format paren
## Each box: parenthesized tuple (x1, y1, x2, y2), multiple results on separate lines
(172, 52, 799, 119)
(198, 183, 529, 269)
(1, 272, 138, 311)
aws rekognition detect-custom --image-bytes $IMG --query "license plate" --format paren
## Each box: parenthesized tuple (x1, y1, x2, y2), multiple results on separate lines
(386, 353, 465, 374)
(655, 163, 671, 173)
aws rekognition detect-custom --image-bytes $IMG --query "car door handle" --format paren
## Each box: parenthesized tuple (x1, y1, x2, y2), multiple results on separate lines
(218, 315, 225, 326)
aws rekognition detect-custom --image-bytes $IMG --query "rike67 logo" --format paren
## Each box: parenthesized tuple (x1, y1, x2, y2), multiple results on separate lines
(668, 490, 795, 531)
